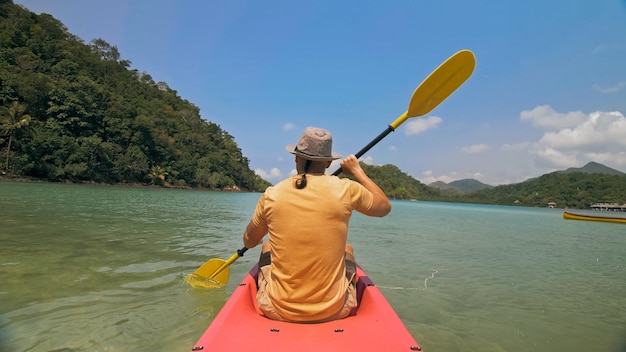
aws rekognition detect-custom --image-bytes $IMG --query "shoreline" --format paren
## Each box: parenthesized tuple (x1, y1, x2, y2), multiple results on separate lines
(0, 174, 252, 192)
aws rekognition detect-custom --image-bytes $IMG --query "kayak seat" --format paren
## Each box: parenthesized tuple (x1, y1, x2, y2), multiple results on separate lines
(247, 263, 371, 319)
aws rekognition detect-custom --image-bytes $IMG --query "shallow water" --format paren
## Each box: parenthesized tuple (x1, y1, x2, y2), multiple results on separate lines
(1, 181, 624, 351)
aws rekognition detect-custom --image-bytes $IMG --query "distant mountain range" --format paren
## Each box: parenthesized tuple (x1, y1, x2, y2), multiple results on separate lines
(430, 179, 494, 193)
(429, 161, 625, 193)
(558, 161, 625, 176)
(361, 160, 624, 207)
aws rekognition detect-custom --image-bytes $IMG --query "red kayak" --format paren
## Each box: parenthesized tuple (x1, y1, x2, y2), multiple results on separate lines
(190, 264, 422, 351)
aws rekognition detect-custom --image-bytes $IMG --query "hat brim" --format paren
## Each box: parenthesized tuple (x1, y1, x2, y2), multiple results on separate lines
(285, 144, 341, 161)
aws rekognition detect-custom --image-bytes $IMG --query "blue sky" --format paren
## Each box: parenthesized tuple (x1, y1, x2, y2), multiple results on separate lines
(15, 0, 626, 185)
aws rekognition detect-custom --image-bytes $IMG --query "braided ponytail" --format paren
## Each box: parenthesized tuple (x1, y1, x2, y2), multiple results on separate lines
(295, 160, 312, 189)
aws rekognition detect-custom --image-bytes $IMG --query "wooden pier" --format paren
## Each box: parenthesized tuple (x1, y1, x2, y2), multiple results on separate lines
(590, 203, 626, 212)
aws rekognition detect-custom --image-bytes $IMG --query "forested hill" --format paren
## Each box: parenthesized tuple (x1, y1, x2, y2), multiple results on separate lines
(360, 163, 439, 200)
(455, 171, 626, 209)
(361, 162, 626, 209)
(0, 1, 271, 191)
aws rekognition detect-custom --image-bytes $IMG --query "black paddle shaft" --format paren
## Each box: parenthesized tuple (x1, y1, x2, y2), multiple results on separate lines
(331, 125, 395, 176)
(237, 247, 248, 257)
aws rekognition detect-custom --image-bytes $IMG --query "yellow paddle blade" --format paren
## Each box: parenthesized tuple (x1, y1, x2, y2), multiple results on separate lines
(192, 258, 231, 285)
(184, 273, 225, 289)
(390, 50, 476, 129)
(194, 258, 226, 277)
(187, 249, 247, 289)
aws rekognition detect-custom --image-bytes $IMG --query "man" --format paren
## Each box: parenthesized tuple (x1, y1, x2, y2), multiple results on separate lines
(243, 126, 391, 323)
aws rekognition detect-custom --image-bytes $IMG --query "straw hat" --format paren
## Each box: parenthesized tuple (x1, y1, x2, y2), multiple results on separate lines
(285, 127, 342, 161)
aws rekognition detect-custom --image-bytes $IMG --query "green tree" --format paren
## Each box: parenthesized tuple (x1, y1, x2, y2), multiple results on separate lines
(0, 101, 31, 171)
(148, 165, 168, 185)
(114, 145, 149, 182)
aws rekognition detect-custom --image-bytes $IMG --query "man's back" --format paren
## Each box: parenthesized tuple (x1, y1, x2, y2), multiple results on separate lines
(242, 126, 390, 323)
(257, 174, 372, 322)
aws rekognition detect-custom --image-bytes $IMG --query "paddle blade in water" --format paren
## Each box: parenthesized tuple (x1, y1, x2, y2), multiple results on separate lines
(184, 273, 226, 289)
(190, 258, 231, 287)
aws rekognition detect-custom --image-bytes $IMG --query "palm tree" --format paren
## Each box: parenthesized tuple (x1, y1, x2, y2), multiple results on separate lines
(0, 102, 31, 172)
(148, 165, 168, 185)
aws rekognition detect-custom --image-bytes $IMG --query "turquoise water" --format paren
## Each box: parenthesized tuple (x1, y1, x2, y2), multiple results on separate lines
(0, 181, 624, 351)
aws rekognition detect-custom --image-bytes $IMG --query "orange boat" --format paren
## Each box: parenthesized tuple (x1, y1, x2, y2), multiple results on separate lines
(563, 211, 626, 224)
(190, 265, 421, 351)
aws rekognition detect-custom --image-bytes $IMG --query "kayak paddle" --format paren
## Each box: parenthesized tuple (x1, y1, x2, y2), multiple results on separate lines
(332, 49, 476, 175)
(185, 247, 248, 289)
(187, 49, 476, 288)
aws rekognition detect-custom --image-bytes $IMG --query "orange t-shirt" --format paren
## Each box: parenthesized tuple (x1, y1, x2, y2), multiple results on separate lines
(249, 174, 374, 322)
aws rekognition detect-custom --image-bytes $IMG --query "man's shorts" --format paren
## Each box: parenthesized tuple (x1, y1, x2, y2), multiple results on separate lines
(256, 251, 357, 323)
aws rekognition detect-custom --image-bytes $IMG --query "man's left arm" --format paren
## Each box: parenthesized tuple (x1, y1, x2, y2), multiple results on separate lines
(243, 220, 266, 248)
(243, 196, 268, 248)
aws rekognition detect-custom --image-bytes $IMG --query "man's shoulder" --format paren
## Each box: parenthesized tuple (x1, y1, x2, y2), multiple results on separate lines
(263, 177, 297, 195)
(272, 177, 297, 188)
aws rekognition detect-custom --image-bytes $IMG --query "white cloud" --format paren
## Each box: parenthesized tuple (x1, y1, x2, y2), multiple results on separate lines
(586, 151, 626, 167)
(461, 144, 488, 154)
(538, 111, 626, 151)
(525, 108, 626, 170)
(283, 123, 295, 131)
(420, 170, 455, 184)
(416, 107, 626, 186)
(360, 156, 374, 165)
(500, 142, 531, 151)
(520, 105, 587, 130)
(255, 167, 282, 181)
(534, 147, 579, 168)
(404, 116, 442, 135)
(473, 172, 486, 179)
(388, 145, 397, 151)
(593, 82, 626, 93)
